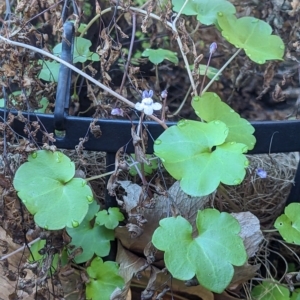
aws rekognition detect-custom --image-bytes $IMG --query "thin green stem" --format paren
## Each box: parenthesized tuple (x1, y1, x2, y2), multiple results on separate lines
(201, 48, 242, 95)
(199, 53, 212, 96)
(86, 170, 115, 182)
(79, 7, 112, 37)
(167, 85, 191, 117)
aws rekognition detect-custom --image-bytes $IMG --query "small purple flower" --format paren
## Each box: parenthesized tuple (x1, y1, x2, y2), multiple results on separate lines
(256, 168, 267, 178)
(142, 90, 153, 99)
(209, 42, 217, 54)
(135, 90, 162, 115)
(111, 107, 124, 117)
(161, 90, 168, 99)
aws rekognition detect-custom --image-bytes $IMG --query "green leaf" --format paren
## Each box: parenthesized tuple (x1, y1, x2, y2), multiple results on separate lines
(217, 14, 285, 64)
(172, 0, 236, 25)
(152, 209, 247, 293)
(95, 207, 125, 230)
(198, 65, 220, 80)
(78, 23, 88, 34)
(190, 65, 220, 80)
(274, 203, 300, 245)
(251, 281, 290, 300)
(151, 215, 195, 280)
(53, 37, 100, 63)
(86, 257, 124, 300)
(13, 150, 94, 230)
(67, 201, 115, 263)
(129, 154, 158, 176)
(154, 120, 249, 196)
(291, 289, 300, 300)
(0, 90, 21, 107)
(172, 0, 198, 15)
(142, 48, 178, 65)
(38, 60, 60, 82)
(192, 92, 256, 150)
(34, 97, 49, 113)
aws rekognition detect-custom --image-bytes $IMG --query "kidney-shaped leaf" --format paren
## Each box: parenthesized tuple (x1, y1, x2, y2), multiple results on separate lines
(142, 48, 178, 65)
(172, 0, 235, 25)
(13, 150, 93, 230)
(192, 92, 256, 150)
(67, 201, 115, 263)
(154, 120, 249, 196)
(152, 209, 247, 293)
(217, 14, 285, 64)
(274, 203, 300, 245)
(86, 257, 124, 300)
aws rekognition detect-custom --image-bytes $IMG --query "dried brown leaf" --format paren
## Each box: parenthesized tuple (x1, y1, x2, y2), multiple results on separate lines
(118, 180, 143, 212)
(231, 212, 263, 258)
(115, 181, 211, 255)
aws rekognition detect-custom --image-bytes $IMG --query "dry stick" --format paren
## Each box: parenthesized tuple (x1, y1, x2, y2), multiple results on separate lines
(119, 12, 136, 95)
(0, 237, 41, 261)
(0, 34, 167, 129)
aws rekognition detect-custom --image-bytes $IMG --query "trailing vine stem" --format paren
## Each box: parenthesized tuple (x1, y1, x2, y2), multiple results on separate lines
(0, 35, 168, 130)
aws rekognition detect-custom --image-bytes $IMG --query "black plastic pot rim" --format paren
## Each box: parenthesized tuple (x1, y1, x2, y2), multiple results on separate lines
(0, 109, 300, 154)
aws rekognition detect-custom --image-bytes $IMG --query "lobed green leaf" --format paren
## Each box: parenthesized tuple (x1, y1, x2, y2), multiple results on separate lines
(274, 203, 300, 245)
(86, 257, 124, 300)
(154, 120, 249, 196)
(67, 201, 115, 263)
(95, 207, 125, 230)
(13, 150, 93, 230)
(142, 48, 178, 65)
(217, 14, 285, 64)
(152, 209, 247, 293)
(152, 216, 195, 280)
(192, 92, 256, 150)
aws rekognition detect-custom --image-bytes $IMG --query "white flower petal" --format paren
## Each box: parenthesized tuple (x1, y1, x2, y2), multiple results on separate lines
(143, 106, 154, 115)
(135, 102, 144, 111)
(152, 102, 162, 110)
(142, 97, 153, 105)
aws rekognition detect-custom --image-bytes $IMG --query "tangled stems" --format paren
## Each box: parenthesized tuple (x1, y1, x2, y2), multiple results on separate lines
(0, 34, 167, 129)
(81, 3, 197, 95)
